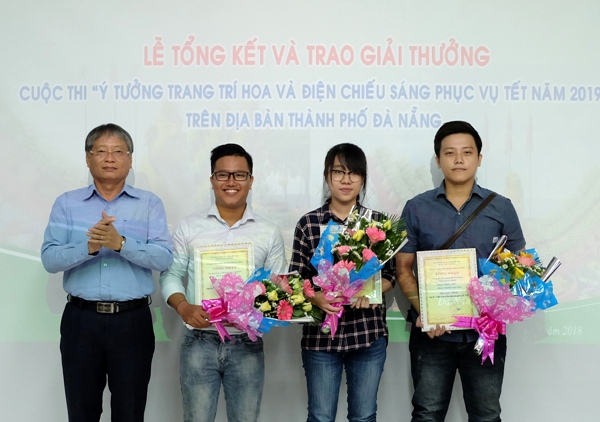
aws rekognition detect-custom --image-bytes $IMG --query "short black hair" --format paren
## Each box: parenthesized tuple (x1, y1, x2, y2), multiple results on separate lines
(210, 143, 253, 174)
(434, 121, 482, 157)
(323, 143, 367, 201)
(85, 123, 134, 153)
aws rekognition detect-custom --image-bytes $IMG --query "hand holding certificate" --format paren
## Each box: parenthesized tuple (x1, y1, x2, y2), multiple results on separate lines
(416, 249, 478, 331)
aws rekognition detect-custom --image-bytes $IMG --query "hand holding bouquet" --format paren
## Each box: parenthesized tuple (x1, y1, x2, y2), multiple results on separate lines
(202, 272, 267, 342)
(309, 206, 408, 336)
(453, 237, 561, 363)
(202, 269, 325, 342)
(311, 259, 367, 338)
(453, 275, 536, 363)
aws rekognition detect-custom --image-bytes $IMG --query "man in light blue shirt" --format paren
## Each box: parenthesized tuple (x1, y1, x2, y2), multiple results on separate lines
(160, 143, 286, 422)
(41, 123, 173, 422)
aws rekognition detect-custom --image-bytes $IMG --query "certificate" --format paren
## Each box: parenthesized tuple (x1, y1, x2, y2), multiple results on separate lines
(193, 243, 254, 304)
(352, 272, 383, 304)
(416, 248, 478, 331)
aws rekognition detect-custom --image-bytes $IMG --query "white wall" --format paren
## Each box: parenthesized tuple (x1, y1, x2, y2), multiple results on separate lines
(1, 1, 598, 420)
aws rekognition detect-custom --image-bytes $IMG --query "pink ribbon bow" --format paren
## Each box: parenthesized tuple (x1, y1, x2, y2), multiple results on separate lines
(313, 260, 365, 339)
(452, 275, 534, 364)
(453, 312, 506, 364)
(202, 273, 266, 342)
(201, 297, 231, 341)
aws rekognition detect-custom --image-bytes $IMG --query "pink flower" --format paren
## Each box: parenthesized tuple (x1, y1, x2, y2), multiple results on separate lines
(516, 254, 536, 267)
(276, 300, 293, 320)
(333, 260, 356, 273)
(365, 227, 386, 244)
(336, 245, 351, 255)
(362, 248, 377, 262)
(272, 274, 292, 294)
(303, 280, 315, 298)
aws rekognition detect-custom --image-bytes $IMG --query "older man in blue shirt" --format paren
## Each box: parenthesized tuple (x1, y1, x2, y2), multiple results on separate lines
(396, 121, 525, 422)
(41, 123, 173, 422)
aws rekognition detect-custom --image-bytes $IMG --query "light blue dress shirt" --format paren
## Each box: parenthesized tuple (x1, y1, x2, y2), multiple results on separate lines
(41, 184, 173, 301)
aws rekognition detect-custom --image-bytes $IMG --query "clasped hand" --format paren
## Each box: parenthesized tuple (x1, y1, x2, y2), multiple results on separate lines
(86, 211, 123, 254)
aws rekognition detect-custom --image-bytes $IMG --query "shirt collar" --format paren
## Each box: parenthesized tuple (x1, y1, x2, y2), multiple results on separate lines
(207, 203, 255, 226)
(435, 181, 484, 200)
(83, 183, 139, 201)
(319, 201, 363, 225)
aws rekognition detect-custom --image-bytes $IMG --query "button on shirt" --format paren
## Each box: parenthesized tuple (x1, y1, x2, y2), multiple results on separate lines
(400, 182, 526, 342)
(289, 202, 396, 352)
(159, 203, 287, 308)
(41, 184, 173, 301)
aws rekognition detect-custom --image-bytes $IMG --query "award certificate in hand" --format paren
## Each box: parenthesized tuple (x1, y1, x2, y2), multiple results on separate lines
(193, 243, 254, 304)
(416, 248, 478, 331)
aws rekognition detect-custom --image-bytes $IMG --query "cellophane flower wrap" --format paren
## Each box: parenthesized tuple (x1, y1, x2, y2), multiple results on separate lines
(253, 269, 324, 328)
(311, 259, 367, 338)
(479, 247, 558, 311)
(452, 275, 536, 364)
(453, 245, 560, 363)
(309, 207, 408, 337)
(201, 271, 268, 342)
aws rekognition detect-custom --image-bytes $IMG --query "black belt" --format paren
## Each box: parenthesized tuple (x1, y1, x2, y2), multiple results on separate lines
(67, 295, 150, 314)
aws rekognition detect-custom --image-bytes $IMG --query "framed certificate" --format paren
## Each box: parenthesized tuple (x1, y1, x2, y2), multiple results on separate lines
(193, 243, 254, 304)
(416, 248, 478, 331)
(352, 272, 383, 304)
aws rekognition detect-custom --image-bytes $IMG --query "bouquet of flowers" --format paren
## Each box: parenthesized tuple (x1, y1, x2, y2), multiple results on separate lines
(479, 236, 560, 311)
(202, 272, 268, 342)
(310, 206, 408, 337)
(311, 259, 368, 337)
(253, 271, 324, 324)
(453, 275, 536, 363)
(453, 236, 561, 363)
(321, 207, 408, 273)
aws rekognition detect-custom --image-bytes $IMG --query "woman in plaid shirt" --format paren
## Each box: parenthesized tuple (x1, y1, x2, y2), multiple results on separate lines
(289, 143, 396, 422)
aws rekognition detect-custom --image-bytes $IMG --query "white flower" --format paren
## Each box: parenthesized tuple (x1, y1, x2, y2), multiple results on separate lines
(484, 296, 497, 307)
(479, 275, 495, 291)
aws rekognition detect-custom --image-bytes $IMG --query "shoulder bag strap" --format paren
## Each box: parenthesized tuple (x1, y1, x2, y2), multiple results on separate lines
(439, 192, 497, 250)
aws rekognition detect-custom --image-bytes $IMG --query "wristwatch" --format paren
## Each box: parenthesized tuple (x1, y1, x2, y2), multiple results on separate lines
(115, 236, 126, 253)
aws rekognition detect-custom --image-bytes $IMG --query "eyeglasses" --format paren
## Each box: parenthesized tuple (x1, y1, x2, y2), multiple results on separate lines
(88, 149, 130, 160)
(330, 169, 362, 183)
(212, 171, 252, 181)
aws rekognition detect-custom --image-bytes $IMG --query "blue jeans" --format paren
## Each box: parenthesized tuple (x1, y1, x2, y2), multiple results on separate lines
(409, 331, 507, 422)
(179, 329, 264, 422)
(302, 336, 387, 422)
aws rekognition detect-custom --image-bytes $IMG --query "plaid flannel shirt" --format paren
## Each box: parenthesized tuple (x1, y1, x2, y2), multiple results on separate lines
(289, 202, 396, 352)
